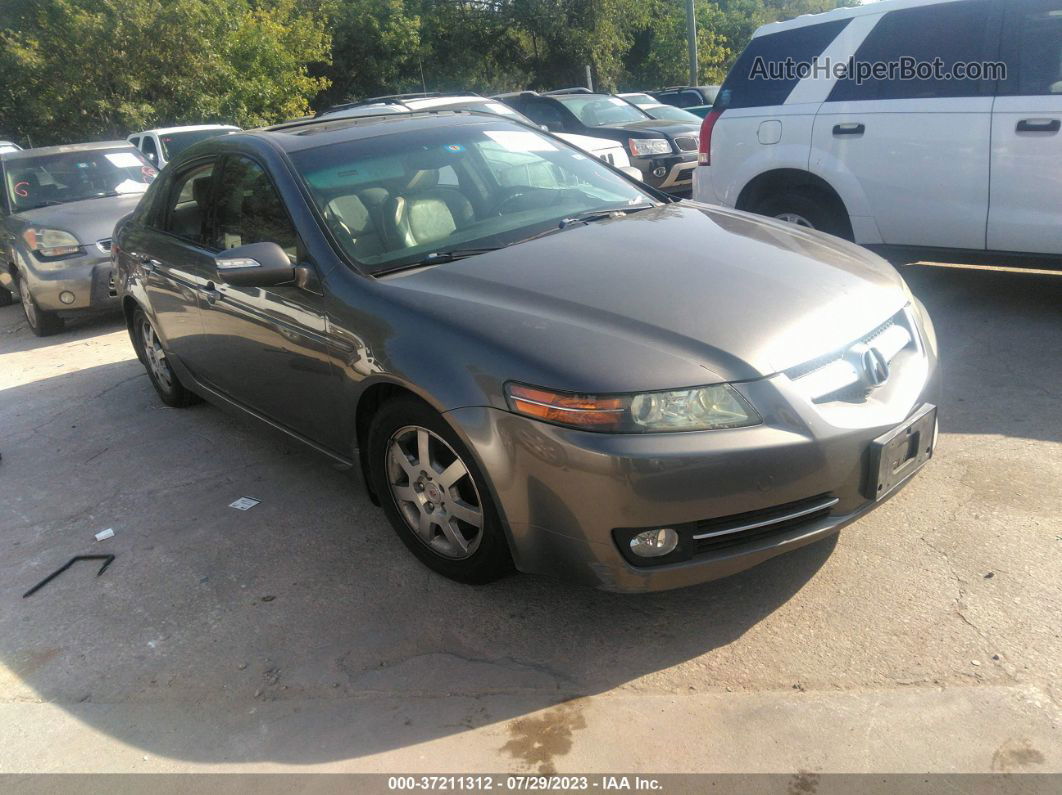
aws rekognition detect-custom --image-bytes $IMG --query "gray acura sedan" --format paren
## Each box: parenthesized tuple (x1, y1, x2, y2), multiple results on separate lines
(114, 111, 939, 592)
(1, 142, 157, 335)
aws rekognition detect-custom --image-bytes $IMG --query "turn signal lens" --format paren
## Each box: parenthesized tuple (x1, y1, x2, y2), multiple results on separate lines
(506, 383, 760, 433)
(507, 384, 625, 430)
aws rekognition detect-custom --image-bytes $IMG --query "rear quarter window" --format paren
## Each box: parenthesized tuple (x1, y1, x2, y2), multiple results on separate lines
(717, 19, 852, 110)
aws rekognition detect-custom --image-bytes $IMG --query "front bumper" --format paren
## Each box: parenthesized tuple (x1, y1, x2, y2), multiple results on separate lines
(446, 332, 940, 593)
(635, 153, 698, 194)
(16, 250, 118, 313)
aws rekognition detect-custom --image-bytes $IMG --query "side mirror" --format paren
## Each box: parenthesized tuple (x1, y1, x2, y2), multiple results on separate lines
(215, 242, 294, 287)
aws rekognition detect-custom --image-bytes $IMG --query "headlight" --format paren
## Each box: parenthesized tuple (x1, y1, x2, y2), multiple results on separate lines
(628, 137, 673, 157)
(22, 228, 81, 260)
(506, 383, 761, 433)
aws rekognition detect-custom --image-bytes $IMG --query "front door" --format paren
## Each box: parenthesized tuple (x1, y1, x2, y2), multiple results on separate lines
(193, 154, 341, 444)
(988, 0, 1062, 255)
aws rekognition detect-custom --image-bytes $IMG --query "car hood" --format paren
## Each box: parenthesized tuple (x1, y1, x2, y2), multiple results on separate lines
(11, 193, 145, 245)
(382, 204, 909, 393)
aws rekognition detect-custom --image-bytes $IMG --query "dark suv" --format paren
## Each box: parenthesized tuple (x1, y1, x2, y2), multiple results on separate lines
(494, 90, 700, 195)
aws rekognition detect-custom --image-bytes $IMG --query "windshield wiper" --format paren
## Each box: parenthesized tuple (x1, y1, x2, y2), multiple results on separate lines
(558, 204, 655, 229)
(373, 247, 504, 277)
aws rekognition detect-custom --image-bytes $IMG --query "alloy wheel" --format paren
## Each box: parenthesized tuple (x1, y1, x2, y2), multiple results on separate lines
(385, 425, 485, 559)
(140, 317, 173, 390)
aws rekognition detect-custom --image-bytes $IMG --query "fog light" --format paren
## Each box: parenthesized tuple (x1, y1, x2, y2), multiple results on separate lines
(629, 528, 679, 558)
(652, 166, 667, 178)
(59, 291, 75, 305)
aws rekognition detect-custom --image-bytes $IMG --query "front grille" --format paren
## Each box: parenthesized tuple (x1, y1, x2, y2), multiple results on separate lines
(692, 493, 838, 556)
(785, 309, 917, 402)
(674, 135, 699, 152)
(96, 238, 112, 253)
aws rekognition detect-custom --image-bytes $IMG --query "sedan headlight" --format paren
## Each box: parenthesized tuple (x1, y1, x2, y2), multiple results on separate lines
(506, 383, 761, 433)
(627, 137, 673, 157)
(22, 227, 81, 260)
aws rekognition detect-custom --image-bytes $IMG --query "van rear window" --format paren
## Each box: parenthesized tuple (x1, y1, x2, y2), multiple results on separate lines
(716, 19, 852, 110)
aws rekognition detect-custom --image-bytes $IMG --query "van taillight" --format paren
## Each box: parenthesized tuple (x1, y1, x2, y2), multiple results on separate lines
(698, 110, 722, 166)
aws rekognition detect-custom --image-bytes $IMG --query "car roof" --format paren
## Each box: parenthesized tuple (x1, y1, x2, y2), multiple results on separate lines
(755, 0, 963, 36)
(252, 110, 522, 154)
(134, 124, 240, 136)
(0, 140, 132, 161)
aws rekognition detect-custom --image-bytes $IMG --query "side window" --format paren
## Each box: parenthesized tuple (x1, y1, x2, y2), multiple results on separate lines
(678, 91, 701, 107)
(129, 136, 141, 149)
(999, 0, 1062, 96)
(827, 1, 992, 102)
(158, 163, 214, 246)
(523, 101, 568, 131)
(718, 19, 851, 109)
(141, 135, 159, 166)
(214, 156, 297, 258)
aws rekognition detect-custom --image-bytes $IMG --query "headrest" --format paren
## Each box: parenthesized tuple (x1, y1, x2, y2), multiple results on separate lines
(327, 194, 371, 234)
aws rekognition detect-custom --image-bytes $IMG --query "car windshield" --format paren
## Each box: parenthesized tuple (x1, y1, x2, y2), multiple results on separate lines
(290, 121, 654, 273)
(159, 128, 236, 159)
(643, 104, 703, 123)
(554, 96, 651, 126)
(5, 147, 156, 212)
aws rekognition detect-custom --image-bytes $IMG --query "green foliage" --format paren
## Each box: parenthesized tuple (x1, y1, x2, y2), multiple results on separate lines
(0, 0, 331, 145)
(0, 0, 859, 145)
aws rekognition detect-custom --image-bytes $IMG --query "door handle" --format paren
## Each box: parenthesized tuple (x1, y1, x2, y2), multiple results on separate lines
(833, 123, 865, 136)
(142, 258, 161, 274)
(1016, 118, 1060, 134)
(199, 282, 221, 304)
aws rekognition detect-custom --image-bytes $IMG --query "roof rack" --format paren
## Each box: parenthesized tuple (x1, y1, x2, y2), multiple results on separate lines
(490, 90, 539, 99)
(317, 92, 483, 117)
(542, 87, 595, 95)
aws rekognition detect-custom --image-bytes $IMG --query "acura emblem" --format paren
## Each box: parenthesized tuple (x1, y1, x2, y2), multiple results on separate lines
(861, 347, 890, 387)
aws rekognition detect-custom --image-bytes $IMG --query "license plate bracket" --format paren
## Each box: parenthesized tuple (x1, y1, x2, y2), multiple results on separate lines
(866, 404, 937, 500)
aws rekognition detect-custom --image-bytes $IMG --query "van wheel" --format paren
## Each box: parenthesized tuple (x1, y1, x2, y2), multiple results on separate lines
(131, 307, 199, 407)
(16, 275, 64, 336)
(755, 190, 853, 241)
(368, 396, 514, 585)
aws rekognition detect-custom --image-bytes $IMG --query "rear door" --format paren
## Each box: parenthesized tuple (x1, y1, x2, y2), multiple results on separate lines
(812, 0, 997, 249)
(128, 159, 217, 369)
(193, 154, 340, 442)
(987, 0, 1062, 255)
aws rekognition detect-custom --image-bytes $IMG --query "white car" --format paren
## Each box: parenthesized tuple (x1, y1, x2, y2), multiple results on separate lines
(693, 0, 1062, 263)
(127, 124, 240, 170)
(319, 94, 644, 180)
(0, 141, 22, 155)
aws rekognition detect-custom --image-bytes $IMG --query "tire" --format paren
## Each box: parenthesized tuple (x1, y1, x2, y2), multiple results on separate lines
(754, 189, 853, 241)
(367, 396, 514, 584)
(16, 274, 64, 336)
(131, 307, 199, 407)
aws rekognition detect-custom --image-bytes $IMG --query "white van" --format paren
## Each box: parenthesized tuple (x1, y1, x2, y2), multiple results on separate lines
(693, 0, 1062, 263)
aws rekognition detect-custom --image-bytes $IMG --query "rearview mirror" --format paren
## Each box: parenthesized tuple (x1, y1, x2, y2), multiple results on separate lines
(215, 242, 294, 287)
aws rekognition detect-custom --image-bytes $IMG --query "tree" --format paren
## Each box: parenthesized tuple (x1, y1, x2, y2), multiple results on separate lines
(0, 0, 331, 145)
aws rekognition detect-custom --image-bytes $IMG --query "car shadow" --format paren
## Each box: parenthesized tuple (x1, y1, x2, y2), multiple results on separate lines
(0, 358, 837, 765)
(900, 262, 1062, 444)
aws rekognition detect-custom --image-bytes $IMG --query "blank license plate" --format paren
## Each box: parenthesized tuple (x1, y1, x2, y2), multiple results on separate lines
(866, 404, 937, 500)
